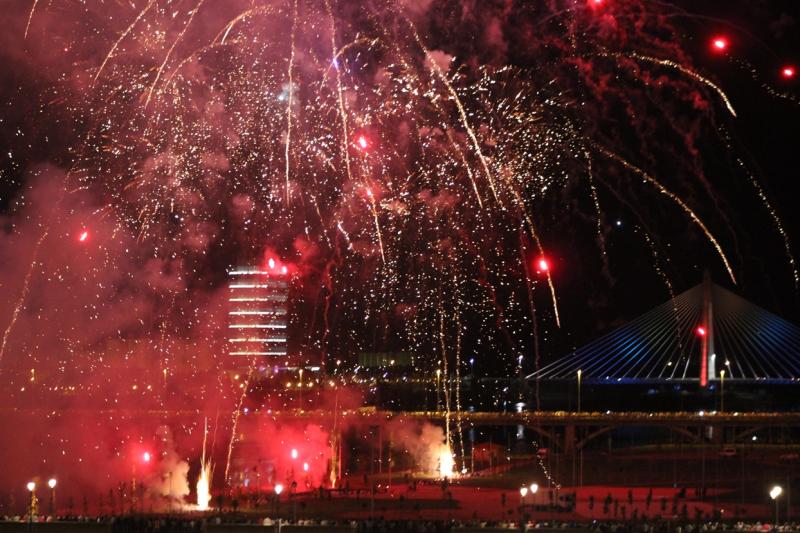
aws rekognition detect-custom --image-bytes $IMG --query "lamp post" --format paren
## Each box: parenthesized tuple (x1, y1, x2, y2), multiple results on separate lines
(274, 483, 283, 516)
(529, 483, 538, 509)
(577, 370, 582, 413)
(48, 478, 57, 516)
(26, 481, 36, 533)
(298, 369, 304, 410)
(274, 484, 283, 533)
(770, 485, 783, 529)
(719, 370, 725, 412)
(520, 486, 528, 506)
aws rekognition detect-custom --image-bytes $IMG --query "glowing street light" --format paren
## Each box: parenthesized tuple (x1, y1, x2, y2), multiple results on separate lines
(47, 479, 57, 515)
(770, 485, 783, 527)
(274, 483, 284, 517)
(696, 326, 706, 337)
(529, 483, 539, 494)
(291, 448, 298, 460)
(719, 369, 725, 412)
(519, 486, 528, 504)
(298, 368, 304, 410)
(26, 482, 37, 523)
(577, 369, 583, 413)
(782, 66, 796, 79)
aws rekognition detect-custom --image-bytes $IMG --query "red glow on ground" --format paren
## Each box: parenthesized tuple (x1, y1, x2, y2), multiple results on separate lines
(696, 326, 707, 337)
(782, 66, 795, 79)
(711, 37, 728, 52)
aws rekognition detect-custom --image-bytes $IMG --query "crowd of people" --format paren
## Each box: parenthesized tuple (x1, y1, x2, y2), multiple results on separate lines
(2, 515, 800, 532)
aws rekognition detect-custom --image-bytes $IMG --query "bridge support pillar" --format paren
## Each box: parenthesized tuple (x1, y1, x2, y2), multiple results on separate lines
(564, 424, 576, 453)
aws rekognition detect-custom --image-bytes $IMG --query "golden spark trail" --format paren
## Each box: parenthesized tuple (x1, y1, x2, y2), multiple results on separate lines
(636, 229, 684, 379)
(224, 357, 256, 484)
(145, 0, 205, 107)
(403, 18, 501, 203)
(216, 6, 278, 45)
(604, 52, 737, 117)
(508, 186, 561, 327)
(197, 417, 212, 510)
(94, 0, 156, 83)
(0, 229, 48, 366)
(596, 145, 737, 284)
(733, 159, 798, 287)
(452, 279, 466, 471)
(600, 179, 685, 373)
(325, 1, 386, 265)
(437, 309, 451, 452)
(585, 153, 608, 259)
(366, 191, 386, 264)
(374, 41, 484, 209)
(325, 0, 353, 187)
(284, 0, 298, 206)
(24, 0, 38, 38)
(716, 125, 798, 288)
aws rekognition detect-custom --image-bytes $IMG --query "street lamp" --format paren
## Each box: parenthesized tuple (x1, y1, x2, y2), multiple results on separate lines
(274, 483, 283, 516)
(577, 369, 582, 412)
(47, 478, 57, 515)
(274, 484, 284, 533)
(770, 485, 783, 527)
(529, 483, 539, 494)
(719, 370, 725, 412)
(298, 369, 304, 410)
(520, 486, 528, 505)
(26, 481, 36, 532)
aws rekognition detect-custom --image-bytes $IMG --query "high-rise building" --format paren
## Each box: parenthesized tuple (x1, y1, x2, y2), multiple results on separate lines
(227, 259, 290, 369)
